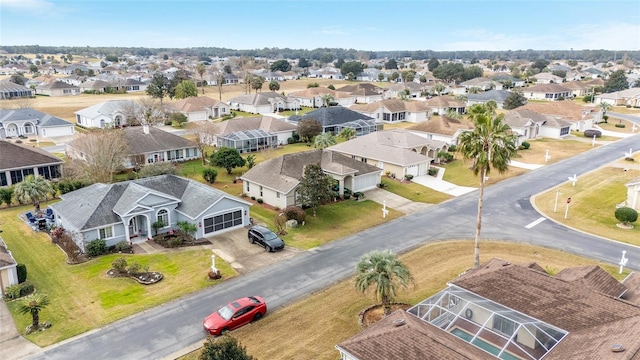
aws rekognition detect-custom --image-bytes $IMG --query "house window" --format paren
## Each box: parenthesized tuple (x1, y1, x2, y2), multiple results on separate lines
(99, 227, 113, 239)
(493, 315, 515, 336)
(260, 186, 263, 197)
(276, 192, 280, 198)
(0, 172, 7, 186)
(10, 170, 23, 184)
(157, 209, 169, 227)
(560, 127, 570, 136)
(246, 182, 250, 192)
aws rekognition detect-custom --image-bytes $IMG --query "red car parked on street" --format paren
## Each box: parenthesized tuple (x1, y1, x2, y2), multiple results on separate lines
(203, 296, 267, 336)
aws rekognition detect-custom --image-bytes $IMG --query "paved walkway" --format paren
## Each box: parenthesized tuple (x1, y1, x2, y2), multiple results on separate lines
(0, 299, 40, 360)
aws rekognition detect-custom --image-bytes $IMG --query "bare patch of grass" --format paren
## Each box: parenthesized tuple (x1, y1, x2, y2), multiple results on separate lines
(514, 137, 597, 165)
(381, 178, 452, 203)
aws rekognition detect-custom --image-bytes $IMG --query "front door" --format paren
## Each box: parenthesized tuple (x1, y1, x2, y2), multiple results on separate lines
(129, 217, 138, 238)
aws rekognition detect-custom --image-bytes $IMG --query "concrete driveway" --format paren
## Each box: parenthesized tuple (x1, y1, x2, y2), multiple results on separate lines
(206, 227, 301, 274)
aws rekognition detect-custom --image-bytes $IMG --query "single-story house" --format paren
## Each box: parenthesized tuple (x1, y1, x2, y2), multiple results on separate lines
(562, 81, 594, 98)
(227, 92, 300, 114)
(328, 129, 443, 178)
(49, 175, 252, 249)
(35, 80, 81, 96)
(0, 80, 33, 99)
(350, 99, 431, 123)
(75, 100, 139, 128)
(503, 109, 568, 144)
(408, 115, 475, 145)
(288, 88, 355, 108)
(466, 89, 513, 109)
(337, 258, 640, 360)
(460, 77, 500, 91)
(123, 78, 148, 92)
(171, 96, 230, 121)
(122, 125, 200, 168)
(240, 149, 381, 209)
(425, 96, 466, 115)
(523, 84, 572, 101)
(0, 237, 19, 296)
(533, 72, 564, 84)
(0, 108, 75, 139)
(201, 116, 296, 152)
(595, 88, 640, 107)
(0, 140, 63, 186)
(518, 102, 600, 132)
(490, 74, 526, 88)
(335, 83, 386, 104)
(625, 176, 640, 211)
(289, 106, 382, 136)
(384, 82, 424, 99)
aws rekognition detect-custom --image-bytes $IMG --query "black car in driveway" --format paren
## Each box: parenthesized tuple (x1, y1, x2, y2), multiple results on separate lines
(248, 225, 285, 252)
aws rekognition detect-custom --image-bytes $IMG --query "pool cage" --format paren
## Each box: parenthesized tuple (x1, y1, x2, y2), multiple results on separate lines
(407, 285, 567, 360)
(217, 129, 278, 153)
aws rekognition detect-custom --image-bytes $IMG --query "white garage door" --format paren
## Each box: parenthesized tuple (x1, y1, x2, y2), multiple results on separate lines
(406, 165, 419, 177)
(203, 210, 243, 234)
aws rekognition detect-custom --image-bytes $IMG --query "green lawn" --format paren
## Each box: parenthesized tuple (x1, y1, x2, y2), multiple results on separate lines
(278, 107, 316, 117)
(441, 159, 528, 187)
(533, 166, 640, 246)
(0, 203, 235, 346)
(381, 178, 452, 203)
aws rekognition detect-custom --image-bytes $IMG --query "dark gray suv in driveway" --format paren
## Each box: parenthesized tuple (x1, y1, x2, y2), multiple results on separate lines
(248, 225, 285, 252)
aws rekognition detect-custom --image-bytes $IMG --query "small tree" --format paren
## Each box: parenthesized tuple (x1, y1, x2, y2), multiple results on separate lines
(152, 220, 165, 236)
(245, 154, 256, 169)
(202, 167, 218, 183)
(176, 220, 198, 237)
(18, 294, 50, 331)
(268, 80, 280, 91)
(313, 132, 337, 149)
(297, 119, 322, 143)
(354, 250, 415, 316)
(339, 127, 356, 140)
(200, 335, 254, 360)
(296, 164, 334, 217)
(13, 175, 53, 213)
(137, 162, 179, 178)
(503, 90, 527, 110)
(0, 186, 14, 207)
(615, 207, 638, 227)
(210, 147, 246, 175)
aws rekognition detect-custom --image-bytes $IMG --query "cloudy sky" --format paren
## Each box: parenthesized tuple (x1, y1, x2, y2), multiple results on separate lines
(1, 0, 639, 51)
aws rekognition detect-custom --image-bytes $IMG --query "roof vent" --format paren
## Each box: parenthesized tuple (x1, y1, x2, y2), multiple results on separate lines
(611, 344, 625, 353)
(392, 319, 406, 327)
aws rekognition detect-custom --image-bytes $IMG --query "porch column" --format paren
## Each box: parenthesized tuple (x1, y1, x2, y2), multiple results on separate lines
(339, 179, 344, 197)
(123, 216, 131, 243)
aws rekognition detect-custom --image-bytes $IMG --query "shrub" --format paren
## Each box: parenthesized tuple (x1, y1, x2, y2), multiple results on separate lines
(86, 239, 108, 257)
(287, 137, 296, 144)
(127, 261, 142, 274)
(251, 196, 256, 200)
(404, 174, 414, 181)
(284, 206, 306, 223)
(4, 284, 22, 300)
(202, 167, 218, 184)
(428, 168, 438, 176)
(438, 151, 453, 163)
(112, 257, 127, 273)
(176, 221, 197, 237)
(115, 241, 132, 252)
(353, 192, 364, 199)
(257, 198, 264, 204)
(343, 193, 351, 199)
(615, 207, 638, 225)
(138, 162, 178, 178)
(16, 263, 27, 283)
(521, 141, 530, 149)
(603, 115, 609, 123)
(583, 129, 602, 138)
(615, 123, 626, 128)
(447, 144, 457, 152)
(169, 112, 188, 126)
(167, 237, 184, 248)
(19, 281, 34, 297)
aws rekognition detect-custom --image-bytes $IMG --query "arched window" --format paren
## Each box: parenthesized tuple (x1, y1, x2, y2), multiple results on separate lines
(157, 209, 169, 228)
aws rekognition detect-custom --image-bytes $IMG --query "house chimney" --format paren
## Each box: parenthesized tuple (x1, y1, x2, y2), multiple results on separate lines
(142, 123, 149, 135)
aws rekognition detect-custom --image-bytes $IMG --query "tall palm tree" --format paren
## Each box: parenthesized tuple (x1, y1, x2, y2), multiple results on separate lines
(434, 83, 445, 96)
(598, 102, 612, 123)
(355, 250, 415, 316)
(457, 104, 518, 268)
(314, 132, 337, 149)
(18, 294, 50, 329)
(14, 175, 53, 213)
(320, 94, 334, 107)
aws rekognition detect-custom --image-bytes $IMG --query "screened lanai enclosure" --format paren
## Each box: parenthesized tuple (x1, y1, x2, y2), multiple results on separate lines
(407, 285, 567, 360)
(217, 129, 278, 153)
(331, 119, 381, 136)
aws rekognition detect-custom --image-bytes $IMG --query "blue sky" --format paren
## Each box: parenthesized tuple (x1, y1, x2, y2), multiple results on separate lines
(1, 0, 639, 51)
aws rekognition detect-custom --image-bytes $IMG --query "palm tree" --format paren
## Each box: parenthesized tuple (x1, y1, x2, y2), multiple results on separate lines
(434, 83, 445, 96)
(598, 102, 612, 123)
(320, 94, 334, 107)
(14, 175, 53, 213)
(338, 127, 356, 140)
(314, 132, 337, 149)
(457, 104, 518, 268)
(18, 294, 50, 329)
(355, 250, 415, 316)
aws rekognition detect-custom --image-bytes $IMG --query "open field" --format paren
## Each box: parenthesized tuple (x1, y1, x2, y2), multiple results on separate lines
(181, 240, 629, 360)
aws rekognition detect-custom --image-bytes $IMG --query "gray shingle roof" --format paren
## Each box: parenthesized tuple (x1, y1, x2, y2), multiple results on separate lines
(297, 106, 373, 127)
(467, 89, 511, 102)
(0, 140, 63, 171)
(241, 149, 380, 193)
(50, 175, 240, 231)
(124, 126, 197, 154)
(75, 100, 138, 119)
(0, 108, 73, 128)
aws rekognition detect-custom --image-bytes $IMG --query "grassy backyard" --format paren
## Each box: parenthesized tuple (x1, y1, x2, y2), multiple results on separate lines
(181, 240, 628, 360)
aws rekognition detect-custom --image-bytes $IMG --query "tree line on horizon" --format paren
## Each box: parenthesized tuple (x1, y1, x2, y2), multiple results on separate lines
(1, 45, 638, 63)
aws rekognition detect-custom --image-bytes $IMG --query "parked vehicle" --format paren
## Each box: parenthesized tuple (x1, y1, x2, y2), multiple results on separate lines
(203, 296, 267, 336)
(248, 225, 285, 252)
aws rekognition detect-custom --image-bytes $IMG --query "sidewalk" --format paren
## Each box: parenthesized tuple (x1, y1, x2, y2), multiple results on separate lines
(0, 299, 40, 360)
(412, 166, 477, 196)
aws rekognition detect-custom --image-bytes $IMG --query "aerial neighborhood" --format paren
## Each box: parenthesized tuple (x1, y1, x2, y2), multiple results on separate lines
(1, 44, 640, 360)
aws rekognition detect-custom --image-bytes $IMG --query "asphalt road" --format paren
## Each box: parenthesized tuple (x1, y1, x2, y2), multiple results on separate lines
(28, 119, 640, 360)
